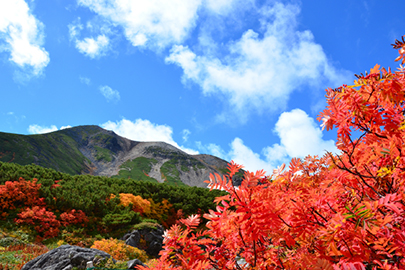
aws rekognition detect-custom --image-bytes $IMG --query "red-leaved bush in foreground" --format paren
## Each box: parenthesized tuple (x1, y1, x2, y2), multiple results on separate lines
(138, 36, 405, 269)
(60, 209, 89, 227)
(15, 206, 61, 241)
(0, 178, 44, 218)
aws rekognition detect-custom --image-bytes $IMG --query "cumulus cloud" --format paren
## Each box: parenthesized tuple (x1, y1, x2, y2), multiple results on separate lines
(28, 125, 72, 134)
(166, 2, 351, 123)
(28, 124, 58, 134)
(76, 0, 202, 50)
(269, 109, 337, 158)
(69, 19, 110, 58)
(101, 118, 199, 155)
(76, 35, 109, 58)
(0, 0, 50, 76)
(204, 0, 239, 15)
(99, 85, 120, 102)
(198, 109, 338, 173)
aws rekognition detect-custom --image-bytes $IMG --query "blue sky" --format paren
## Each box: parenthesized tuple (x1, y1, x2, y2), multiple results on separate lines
(1, 0, 404, 173)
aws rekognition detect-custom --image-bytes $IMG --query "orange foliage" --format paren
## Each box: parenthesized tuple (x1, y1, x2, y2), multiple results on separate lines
(91, 238, 148, 262)
(0, 178, 44, 217)
(144, 198, 176, 227)
(111, 193, 151, 215)
(138, 36, 405, 270)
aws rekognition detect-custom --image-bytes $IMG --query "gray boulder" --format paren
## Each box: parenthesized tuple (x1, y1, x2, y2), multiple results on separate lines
(21, 245, 113, 270)
(123, 224, 164, 257)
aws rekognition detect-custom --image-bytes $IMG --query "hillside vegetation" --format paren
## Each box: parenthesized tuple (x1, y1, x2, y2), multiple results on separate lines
(0, 161, 226, 246)
(0, 125, 235, 187)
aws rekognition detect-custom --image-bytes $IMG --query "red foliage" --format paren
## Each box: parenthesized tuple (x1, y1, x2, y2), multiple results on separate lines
(51, 180, 62, 189)
(0, 178, 44, 217)
(137, 36, 405, 270)
(60, 209, 89, 227)
(15, 206, 61, 240)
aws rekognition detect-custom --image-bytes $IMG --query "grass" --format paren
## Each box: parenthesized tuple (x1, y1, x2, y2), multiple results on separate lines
(160, 160, 185, 186)
(113, 157, 158, 183)
(145, 146, 206, 170)
(0, 244, 49, 270)
(94, 146, 113, 162)
(0, 131, 89, 175)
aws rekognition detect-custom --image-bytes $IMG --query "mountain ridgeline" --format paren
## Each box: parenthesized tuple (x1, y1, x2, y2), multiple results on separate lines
(0, 125, 236, 187)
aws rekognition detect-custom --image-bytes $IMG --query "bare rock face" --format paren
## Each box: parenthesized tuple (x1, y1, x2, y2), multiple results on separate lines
(21, 245, 112, 270)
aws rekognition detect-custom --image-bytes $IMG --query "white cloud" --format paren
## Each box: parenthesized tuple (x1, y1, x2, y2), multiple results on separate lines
(204, 0, 238, 15)
(197, 109, 337, 173)
(68, 19, 83, 39)
(27, 124, 72, 134)
(101, 118, 199, 155)
(69, 18, 111, 58)
(182, 129, 191, 142)
(270, 109, 337, 158)
(0, 0, 50, 76)
(166, 2, 351, 123)
(28, 124, 58, 134)
(99, 85, 120, 102)
(5, 111, 26, 122)
(76, 35, 109, 58)
(76, 0, 202, 50)
(79, 76, 91, 85)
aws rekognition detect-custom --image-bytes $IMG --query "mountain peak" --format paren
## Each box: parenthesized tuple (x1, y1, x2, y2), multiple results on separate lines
(0, 125, 233, 187)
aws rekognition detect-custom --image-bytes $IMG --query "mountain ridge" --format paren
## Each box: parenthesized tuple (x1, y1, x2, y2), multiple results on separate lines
(0, 125, 234, 187)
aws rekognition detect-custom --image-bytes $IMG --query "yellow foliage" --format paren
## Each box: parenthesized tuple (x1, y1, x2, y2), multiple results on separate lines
(91, 238, 148, 262)
(144, 198, 174, 226)
(110, 193, 151, 215)
(57, 240, 65, 247)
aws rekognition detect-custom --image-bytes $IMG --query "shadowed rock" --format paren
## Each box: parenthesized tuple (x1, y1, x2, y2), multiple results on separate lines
(21, 245, 112, 270)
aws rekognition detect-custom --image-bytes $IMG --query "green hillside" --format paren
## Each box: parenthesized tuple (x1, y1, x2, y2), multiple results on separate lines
(0, 130, 90, 175)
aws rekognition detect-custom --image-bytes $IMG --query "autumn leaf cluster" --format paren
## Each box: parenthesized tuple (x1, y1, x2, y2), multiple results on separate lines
(139, 36, 405, 270)
(91, 238, 148, 262)
(0, 178, 89, 241)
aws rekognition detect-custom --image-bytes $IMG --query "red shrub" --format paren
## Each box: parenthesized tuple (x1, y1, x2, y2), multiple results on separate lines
(60, 209, 89, 227)
(15, 206, 60, 240)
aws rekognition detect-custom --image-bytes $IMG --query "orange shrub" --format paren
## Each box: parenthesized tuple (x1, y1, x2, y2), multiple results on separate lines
(110, 193, 151, 215)
(0, 178, 44, 216)
(91, 238, 148, 262)
(144, 198, 175, 227)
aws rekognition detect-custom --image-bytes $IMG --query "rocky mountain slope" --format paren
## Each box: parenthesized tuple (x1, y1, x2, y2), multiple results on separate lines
(0, 125, 234, 187)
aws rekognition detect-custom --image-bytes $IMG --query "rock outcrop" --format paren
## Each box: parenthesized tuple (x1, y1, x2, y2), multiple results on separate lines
(122, 224, 164, 257)
(21, 245, 113, 270)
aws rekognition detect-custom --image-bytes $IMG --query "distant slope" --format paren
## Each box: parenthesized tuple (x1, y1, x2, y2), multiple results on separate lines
(0, 125, 236, 187)
(0, 128, 92, 175)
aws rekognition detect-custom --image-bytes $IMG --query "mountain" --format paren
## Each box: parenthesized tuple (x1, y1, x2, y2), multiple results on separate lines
(0, 125, 236, 187)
